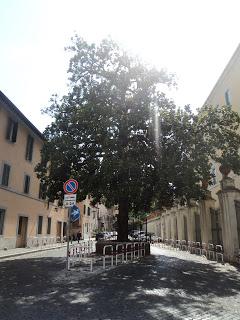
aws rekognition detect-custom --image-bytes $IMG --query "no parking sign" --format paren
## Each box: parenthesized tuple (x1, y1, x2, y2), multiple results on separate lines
(63, 179, 78, 194)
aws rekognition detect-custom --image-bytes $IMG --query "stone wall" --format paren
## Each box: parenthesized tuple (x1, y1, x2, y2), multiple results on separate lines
(147, 175, 240, 262)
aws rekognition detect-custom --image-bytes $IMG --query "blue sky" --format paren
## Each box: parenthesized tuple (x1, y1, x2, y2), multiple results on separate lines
(0, 0, 239, 131)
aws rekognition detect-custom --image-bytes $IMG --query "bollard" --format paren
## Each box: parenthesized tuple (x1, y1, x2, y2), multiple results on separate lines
(116, 243, 124, 265)
(90, 258, 93, 272)
(103, 245, 113, 269)
(133, 242, 139, 259)
(125, 243, 133, 262)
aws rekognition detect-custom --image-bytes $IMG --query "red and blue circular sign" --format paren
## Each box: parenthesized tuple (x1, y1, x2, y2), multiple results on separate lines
(63, 179, 78, 194)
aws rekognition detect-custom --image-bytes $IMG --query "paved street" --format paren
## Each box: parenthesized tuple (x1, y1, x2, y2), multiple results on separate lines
(0, 246, 240, 320)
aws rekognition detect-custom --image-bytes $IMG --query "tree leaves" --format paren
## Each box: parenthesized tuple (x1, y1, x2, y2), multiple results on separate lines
(36, 36, 240, 221)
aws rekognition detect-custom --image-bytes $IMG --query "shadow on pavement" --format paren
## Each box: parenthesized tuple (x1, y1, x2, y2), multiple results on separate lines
(0, 250, 240, 320)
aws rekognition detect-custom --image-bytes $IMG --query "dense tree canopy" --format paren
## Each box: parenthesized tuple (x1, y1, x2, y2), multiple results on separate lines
(36, 36, 240, 241)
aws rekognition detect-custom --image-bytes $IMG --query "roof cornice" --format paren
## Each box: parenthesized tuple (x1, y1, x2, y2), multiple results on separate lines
(204, 43, 240, 106)
(0, 91, 44, 140)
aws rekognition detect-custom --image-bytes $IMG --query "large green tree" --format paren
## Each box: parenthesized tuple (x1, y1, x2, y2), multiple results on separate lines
(36, 36, 240, 241)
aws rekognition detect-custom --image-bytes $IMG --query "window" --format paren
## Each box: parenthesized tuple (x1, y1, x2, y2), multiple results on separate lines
(6, 118, 18, 143)
(1, 164, 10, 187)
(37, 216, 43, 234)
(87, 207, 90, 216)
(0, 209, 5, 235)
(225, 89, 231, 106)
(84, 205, 86, 215)
(25, 135, 34, 161)
(38, 182, 47, 200)
(47, 217, 51, 234)
(24, 175, 30, 194)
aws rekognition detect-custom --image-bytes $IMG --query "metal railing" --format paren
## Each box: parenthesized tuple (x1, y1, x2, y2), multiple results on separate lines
(150, 238, 225, 263)
(67, 241, 149, 272)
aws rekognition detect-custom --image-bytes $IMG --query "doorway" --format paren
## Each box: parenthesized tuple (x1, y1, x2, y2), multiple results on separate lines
(16, 216, 28, 248)
(57, 221, 62, 241)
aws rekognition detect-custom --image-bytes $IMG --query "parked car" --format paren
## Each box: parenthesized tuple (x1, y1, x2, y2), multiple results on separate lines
(129, 230, 140, 238)
(96, 232, 105, 241)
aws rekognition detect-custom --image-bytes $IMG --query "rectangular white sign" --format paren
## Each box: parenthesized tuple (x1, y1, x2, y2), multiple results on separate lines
(64, 194, 76, 201)
(64, 194, 76, 207)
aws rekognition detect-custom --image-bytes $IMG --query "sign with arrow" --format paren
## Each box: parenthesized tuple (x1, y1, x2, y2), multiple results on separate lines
(70, 205, 80, 222)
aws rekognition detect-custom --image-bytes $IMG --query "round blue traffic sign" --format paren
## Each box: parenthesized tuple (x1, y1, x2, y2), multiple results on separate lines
(63, 179, 78, 194)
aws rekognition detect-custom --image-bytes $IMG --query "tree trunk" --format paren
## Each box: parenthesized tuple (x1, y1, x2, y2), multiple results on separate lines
(117, 197, 129, 242)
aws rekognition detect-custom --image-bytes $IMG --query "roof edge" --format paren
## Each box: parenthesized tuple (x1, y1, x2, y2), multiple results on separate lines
(0, 91, 44, 140)
(204, 43, 240, 106)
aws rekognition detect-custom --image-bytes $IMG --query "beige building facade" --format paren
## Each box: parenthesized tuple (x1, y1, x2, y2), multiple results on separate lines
(0, 91, 68, 250)
(147, 44, 240, 262)
(71, 197, 117, 240)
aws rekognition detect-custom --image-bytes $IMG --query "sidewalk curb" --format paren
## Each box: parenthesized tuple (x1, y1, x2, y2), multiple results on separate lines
(0, 244, 67, 260)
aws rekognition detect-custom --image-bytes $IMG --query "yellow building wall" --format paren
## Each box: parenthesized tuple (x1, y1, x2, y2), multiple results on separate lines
(0, 99, 67, 249)
(205, 45, 240, 204)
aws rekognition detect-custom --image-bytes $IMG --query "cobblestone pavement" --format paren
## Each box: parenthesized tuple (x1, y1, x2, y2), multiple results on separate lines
(0, 246, 240, 320)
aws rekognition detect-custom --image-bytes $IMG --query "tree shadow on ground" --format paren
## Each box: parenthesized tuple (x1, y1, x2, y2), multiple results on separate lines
(0, 250, 240, 320)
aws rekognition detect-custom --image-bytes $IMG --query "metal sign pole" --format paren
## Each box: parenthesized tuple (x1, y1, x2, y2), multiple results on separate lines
(66, 206, 71, 271)
(63, 178, 79, 271)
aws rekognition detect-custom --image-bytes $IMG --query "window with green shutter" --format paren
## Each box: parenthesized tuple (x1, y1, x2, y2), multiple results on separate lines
(25, 135, 34, 161)
(37, 216, 43, 234)
(47, 217, 51, 234)
(24, 175, 30, 194)
(225, 89, 231, 106)
(1, 164, 11, 187)
(6, 118, 18, 143)
(38, 182, 47, 200)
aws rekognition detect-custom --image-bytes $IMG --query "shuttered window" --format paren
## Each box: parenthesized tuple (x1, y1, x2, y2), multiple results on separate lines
(1, 164, 11, 187)
(37, 216, 43, 234)
(47, 217, 51, 234)
(24, 175, 30, 194)
(25, 135, 34, 161)
(6, 118, 18, 143)
(38, 182, 47, 200)
(225, 89, 231, 106)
